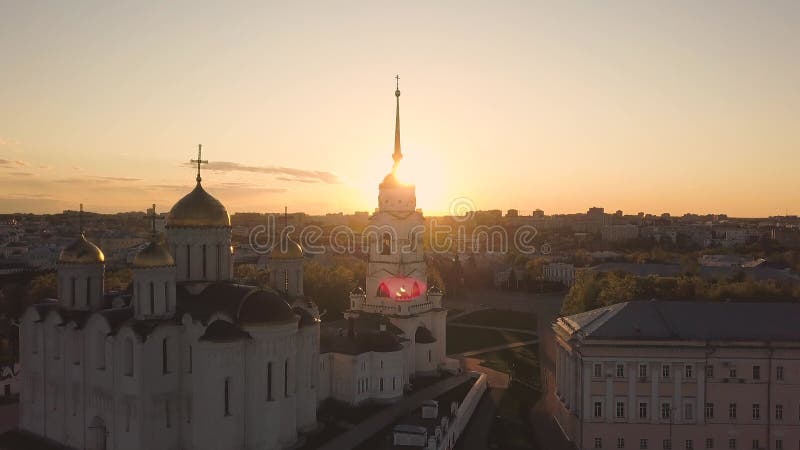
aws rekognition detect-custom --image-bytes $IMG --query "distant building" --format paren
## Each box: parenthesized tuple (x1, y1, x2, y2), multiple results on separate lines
(551, 301, 800, 450)
(506, 209, 519, 218)
(601, 224, 639, 242)
(533, 209, 545, 218)
(543, 262, 576, 287)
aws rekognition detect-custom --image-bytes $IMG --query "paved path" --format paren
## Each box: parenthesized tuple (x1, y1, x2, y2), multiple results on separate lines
(317, 374, 472, 450)
(454, 339, 538, 358)
(447, 322, 537, 335)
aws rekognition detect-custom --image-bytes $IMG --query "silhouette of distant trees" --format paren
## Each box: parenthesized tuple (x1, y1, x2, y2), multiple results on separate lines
(562, 271, 800, 315)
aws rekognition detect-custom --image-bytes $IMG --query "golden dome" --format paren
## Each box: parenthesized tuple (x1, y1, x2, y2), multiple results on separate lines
(167, 182, 230, 228)
(133, 241, 175, 268)
(270, 237, 304, 260)
(59, 234, 105, 264)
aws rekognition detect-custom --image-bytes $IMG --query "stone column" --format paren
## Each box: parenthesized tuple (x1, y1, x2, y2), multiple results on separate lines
(628, 362, 636, 423)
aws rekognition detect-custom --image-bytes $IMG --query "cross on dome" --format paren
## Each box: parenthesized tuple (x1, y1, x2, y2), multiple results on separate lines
(191, 144, 208, 183)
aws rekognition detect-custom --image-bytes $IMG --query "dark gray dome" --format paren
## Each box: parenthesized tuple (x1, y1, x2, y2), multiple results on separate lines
(415, 326, 437, 344)
(200, 320, 251, 343)
(237, 290, 295, 326)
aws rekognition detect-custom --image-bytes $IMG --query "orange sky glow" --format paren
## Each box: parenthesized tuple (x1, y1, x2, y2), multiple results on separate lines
(1, 1, 799, 217)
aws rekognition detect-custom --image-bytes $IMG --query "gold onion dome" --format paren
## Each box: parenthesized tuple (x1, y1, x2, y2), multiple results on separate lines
(270, 237, 304, 260)
(167, 183, 230, 228)
(133, 241, 175, 268)
(59, 234, 105, 264)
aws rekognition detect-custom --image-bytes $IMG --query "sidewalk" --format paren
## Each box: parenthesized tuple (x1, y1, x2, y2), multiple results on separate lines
(447, 322, 537, 335)
(317, 373, 471, 450)
(455, 339, 538, 358)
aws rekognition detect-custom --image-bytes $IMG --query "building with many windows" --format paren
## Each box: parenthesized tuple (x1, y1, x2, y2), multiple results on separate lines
(551, 300, 800, 450)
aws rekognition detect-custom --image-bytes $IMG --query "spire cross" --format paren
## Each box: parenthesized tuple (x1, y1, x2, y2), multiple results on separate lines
(395, 74, 400, 90)
(78, 203, 84, 235)
(144, 204, 158, 236)
(190, 144, 208, 183)
(393, 75, 402, 168)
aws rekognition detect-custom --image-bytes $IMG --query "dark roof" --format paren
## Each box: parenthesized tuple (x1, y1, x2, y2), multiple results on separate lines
(238, 290, 295, 325)
(415, 326, 437, 344)
(175, 282, 256, 322)
(562, 300, 800, 342)
(293, 306, 319, 327)
(320, 328, 403, 355)
(200, 319, 252, 343)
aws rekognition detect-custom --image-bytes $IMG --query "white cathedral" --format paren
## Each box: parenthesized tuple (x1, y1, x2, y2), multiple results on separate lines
(19, 84, 451, 450)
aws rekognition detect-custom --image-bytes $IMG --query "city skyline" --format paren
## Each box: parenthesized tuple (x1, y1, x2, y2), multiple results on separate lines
(2, 1, 799, 217)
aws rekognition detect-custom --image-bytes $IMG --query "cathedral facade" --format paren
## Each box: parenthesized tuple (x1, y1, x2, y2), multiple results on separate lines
(19, 85, 450, 450)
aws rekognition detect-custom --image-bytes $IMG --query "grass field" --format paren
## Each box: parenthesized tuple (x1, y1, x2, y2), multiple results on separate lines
(451, 308, 537, 331)
(446, 326, 532, 355)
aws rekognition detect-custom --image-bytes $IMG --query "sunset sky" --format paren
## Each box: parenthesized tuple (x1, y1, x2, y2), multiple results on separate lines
(1, 1, 799, 217)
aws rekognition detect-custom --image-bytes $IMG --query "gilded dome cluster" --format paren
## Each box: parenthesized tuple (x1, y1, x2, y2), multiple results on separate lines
(270, 237, 304, 260)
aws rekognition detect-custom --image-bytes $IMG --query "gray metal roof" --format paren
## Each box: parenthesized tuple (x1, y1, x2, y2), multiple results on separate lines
(562, 300, 800, 342)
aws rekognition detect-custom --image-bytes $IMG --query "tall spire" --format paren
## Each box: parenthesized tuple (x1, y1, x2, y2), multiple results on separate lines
(78, 203, 84, 235)
(393, 75, 402, 170)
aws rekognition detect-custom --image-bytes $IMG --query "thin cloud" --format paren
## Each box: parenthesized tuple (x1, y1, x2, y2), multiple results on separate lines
(92, 176, 142, 182)
(8, 172, 35, 177)
(183, 161, 340, 184)
(54, 176, 142, 184)
(0, 158, 28, 168)
(277, 176, 318, 184)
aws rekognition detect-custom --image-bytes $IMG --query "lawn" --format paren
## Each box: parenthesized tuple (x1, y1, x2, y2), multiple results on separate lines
(446, 325, 532, 355)
(451, 308, 537, 331)
(478, 344, 541, 389)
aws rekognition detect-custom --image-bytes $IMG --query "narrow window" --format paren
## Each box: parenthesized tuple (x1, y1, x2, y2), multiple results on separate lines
(752, 403, 760, 420)
(639, 364, 648, 378)
(266, 362, 273, 401)
(639, 402, 648, 418)
(776, 366, 784, 380)
(380, 378, 384, 392)
(162, 338, 168, 374)
(728, 438, 736, 449)
(594, 401, 602, 417)
(165, 400, 171, 428)
(150, 282, 155, 314)
(593, 364, 602, 377)
(752, 365, 760, 380)
(616, 401, 625, 418)
(284, 360, 289, 397)
(164, 283, 169, 312)
(706, 365, 714, 378)
(71, 278, 76, 306)
(224, 378, 231, 416)
(428, 349, 432, 362)
(86, 277, 91, 304)
(640, 439, 648, 449)
(729, 403, 737, 419)
(595, 438, 602, 449)
(186, 245, 191, 279)
(188, 345, 192, 374)
(705, 438, 714, 449)
(685, 365, 693, 378)
(705, 402, 714, 419)
(617, 364, 625, 377)
(617, 437, 625, 448)
(202, 244, 207, 278)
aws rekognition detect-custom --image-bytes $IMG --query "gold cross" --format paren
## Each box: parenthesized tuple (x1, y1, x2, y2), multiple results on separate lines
(190, 144, 208, 182)
(144, 204, 158, 235)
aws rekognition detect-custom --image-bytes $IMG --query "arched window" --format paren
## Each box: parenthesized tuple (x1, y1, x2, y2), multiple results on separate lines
(266, 362, 273, 401)
(86, 277, 91, 304)
(71, 278, 76, 306)
(284, 359, 289, 397)
(428, 349, 432, 363)
(202, 244, 207, 278)
(150, 282, 155, 315)
(164, 282, 170, 312)
(186, 245, 191, 279)
(381, 233, 392, 255)
(380, 377, 384, 392)
(123, 338, 133, 376)
(224, 378, 231, 416)
(162, 338, 169, 374)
